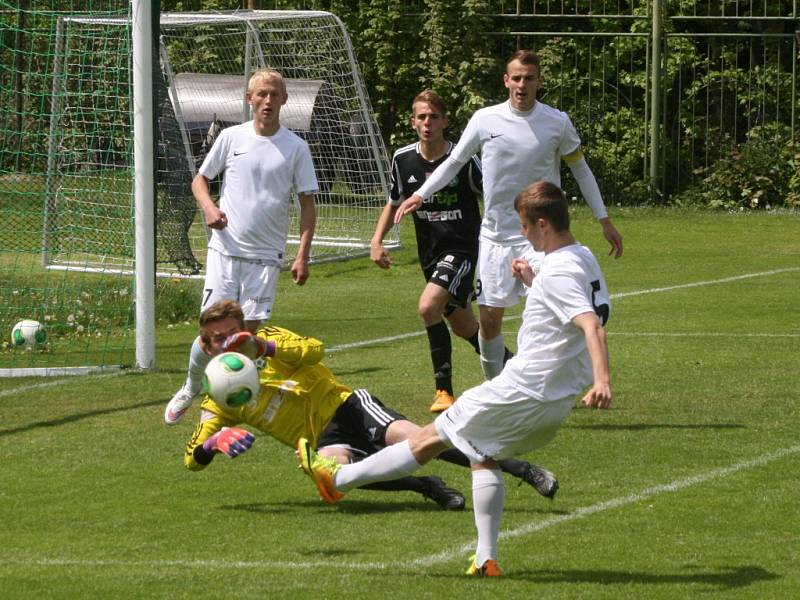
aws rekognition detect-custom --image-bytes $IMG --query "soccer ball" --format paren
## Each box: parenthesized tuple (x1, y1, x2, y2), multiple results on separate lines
(202, 352, 260, 407)
(11, 319, 47, 349)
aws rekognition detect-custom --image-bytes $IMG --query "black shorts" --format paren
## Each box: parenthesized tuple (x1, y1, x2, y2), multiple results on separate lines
(316, 389, 406, 457)
(422, 252, 477, 311)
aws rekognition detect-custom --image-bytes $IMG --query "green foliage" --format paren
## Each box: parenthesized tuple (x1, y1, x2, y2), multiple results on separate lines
(1, 1, 798, 210)
(675, 124, 800, 209)
(418, 0, 496, 134)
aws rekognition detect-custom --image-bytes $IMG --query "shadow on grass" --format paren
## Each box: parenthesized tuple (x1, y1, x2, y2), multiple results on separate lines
(506, 565, 779, 590)
(220, 498, 457, 515)
(0, 397, 165, 437)
(567, 423, 746, 431)
(326, 366, 385, 377)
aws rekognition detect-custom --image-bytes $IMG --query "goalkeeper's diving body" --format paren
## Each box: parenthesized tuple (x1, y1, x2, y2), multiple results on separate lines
(183, 299, 559, 510)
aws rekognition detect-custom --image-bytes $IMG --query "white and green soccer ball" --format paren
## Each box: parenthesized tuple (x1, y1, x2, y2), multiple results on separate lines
(11, 319, 47, 350)
(202, 351, 260, 407)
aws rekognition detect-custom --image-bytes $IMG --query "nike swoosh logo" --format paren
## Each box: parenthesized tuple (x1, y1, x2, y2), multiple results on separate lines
(490, 134, 504, 139)
(233, 151, 247, 156)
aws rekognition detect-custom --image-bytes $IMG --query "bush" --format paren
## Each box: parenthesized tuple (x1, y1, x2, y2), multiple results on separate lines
(675, 123, 800, 210)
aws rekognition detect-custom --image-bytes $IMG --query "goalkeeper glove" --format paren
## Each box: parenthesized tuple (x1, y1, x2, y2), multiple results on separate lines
(202, 427, 255, 458)
(222, 331, 275, 360)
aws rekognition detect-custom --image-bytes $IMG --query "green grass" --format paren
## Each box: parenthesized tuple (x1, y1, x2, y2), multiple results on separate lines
(0, 207, 798, 599)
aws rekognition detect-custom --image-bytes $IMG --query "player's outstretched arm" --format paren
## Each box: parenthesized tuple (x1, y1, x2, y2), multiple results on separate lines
(393, 194, 423, 224)
(258, 326, 324, 367)
(572, 312, 612, 409)
(185, 416, 237, 470)
(222, 331, 275, 360)
(203, 427, 255, 458)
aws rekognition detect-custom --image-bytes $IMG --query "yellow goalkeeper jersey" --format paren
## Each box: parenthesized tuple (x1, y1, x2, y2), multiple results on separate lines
(184, 325, 352, 470)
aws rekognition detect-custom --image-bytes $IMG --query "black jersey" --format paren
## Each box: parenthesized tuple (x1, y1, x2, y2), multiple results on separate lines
(390, 141, 482, 270)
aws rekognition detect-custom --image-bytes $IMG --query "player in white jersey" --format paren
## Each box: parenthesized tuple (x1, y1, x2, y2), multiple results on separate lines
(165, 68, 318, 425)
(393, 50, 622, 380)
(297, 181, 612, 578)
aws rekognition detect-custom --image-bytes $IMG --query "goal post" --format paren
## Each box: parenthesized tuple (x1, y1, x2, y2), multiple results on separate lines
(44, 10, 396, 279)
(0, 8, 396, 375)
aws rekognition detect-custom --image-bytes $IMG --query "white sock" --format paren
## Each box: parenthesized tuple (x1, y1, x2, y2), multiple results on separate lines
(478, 333, 505, 380)
(185, 336, 211, 395)
(334, 440, 420, 492)
(472, 468, 504, 567)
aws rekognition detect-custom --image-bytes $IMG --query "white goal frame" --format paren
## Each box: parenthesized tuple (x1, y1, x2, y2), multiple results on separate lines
(45, 8, 396, 369)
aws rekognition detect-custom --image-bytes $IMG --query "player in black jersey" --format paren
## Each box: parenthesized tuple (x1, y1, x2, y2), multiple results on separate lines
(371, 90, 500, 413)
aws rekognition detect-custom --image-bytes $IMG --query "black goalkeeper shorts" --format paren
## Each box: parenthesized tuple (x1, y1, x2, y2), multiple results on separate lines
(316, 389, 406, 457)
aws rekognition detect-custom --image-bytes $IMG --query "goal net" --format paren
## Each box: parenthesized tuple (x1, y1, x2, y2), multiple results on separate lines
(0, 7, 393, 375)
(0, 2, 135, 375)
(46, 10, 395, 277)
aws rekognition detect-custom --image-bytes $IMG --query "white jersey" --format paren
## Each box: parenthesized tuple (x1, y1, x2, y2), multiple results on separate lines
(498, 242, 610, 401)
(450, 100, 581, 245)
(199, 123, 318, 261)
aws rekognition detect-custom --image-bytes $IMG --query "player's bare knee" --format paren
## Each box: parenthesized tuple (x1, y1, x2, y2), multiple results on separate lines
(384, 419, 421, 445)
(408, 423, 448, 464)
(319, 446, 353, 464)
(418, 300, 443, 324)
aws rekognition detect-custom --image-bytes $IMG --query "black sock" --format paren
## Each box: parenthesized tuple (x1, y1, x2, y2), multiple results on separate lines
(438, 449, 530, 480)
(466, 330, 480, 353)
(497, 457, 529, 478)
(358, 477, 426, 493)
(426, 321, 453, 394)
(437, 448, 470, 468)
(503, 346, 514, 365)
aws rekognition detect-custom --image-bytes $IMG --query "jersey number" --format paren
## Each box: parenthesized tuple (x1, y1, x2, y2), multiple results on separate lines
(590, 280, 609, 326)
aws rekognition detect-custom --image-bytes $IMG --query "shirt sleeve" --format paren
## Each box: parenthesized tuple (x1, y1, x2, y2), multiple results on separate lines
(559, 114, 583, 157)
(389, 151, 402, 205)
(198, 127, 230, 180)
(183, 406, 236, 471)
(414, 113, 482, 199)
(449, 113, 483, 164)
(540, 269, 594, 325)
(259, 326, 325, 368)
(468, 155, 483, 194)
(293, 140, 319, 195)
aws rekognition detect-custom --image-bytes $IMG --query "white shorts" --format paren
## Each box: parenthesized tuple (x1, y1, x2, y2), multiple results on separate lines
(476, 240, 542, 308)
(434, 377, 574, 462)
(202, 248, 281, 322)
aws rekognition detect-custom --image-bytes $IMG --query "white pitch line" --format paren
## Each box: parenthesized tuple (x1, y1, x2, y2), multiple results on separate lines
(326, 267, 800, 353)
(2, 267, 795, 386)
(610, 332, 800, 338)
(0, 371, 124, 398)
(610, 267, 800, 299)
(4, 443, 798, 572)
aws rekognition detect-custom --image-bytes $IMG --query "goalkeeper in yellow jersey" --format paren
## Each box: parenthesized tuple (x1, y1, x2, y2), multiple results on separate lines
(183, 300, 559, 508)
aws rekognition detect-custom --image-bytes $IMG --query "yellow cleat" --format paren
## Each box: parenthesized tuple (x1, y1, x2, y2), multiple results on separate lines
(296, 437, 344, 504)
(430, 389, 455, 413)
(465, 554, 501, 577)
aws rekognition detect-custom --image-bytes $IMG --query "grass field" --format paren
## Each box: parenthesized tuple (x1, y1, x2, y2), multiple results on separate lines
(1, 207, 798, 599)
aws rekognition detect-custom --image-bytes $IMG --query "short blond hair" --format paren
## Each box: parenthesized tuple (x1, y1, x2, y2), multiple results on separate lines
(247, 68, 286, 95)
